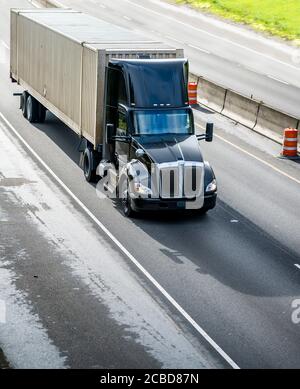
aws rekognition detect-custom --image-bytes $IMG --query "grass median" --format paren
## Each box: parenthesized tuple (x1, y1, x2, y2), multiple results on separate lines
(176, 0, 300, 42)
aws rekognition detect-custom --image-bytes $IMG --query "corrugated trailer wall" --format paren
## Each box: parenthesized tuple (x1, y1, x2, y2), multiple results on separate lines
(10, 9, 183, 149)
(16, 12, 83, 134)
(10, 11, 18, 77)
(81, 46, 98, 145)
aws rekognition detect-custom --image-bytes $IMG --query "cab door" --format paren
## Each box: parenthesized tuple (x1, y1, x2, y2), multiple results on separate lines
(115, 107, 130, 170)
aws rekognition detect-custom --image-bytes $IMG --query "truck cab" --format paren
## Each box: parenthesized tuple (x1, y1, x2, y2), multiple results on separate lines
(97, 58, 217, 216)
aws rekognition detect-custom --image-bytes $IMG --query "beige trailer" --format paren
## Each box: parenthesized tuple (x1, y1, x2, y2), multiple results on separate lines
(10, 8, 183, 147)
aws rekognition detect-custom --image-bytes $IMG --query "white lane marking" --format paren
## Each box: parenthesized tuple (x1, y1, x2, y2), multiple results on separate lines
(164, 35, 184, 45)
(53, 0, 66, 7)
(0, 40, 9, 64)
(122, 0, 300, 72)
(295, 264, 300, 270)
(188, 44, 211, 54)
(0, 121, 212, 368)
(164, 37, 211, 54)
(0, 40, 9, 51)
(0, 111, 239, 369)
(267, 75, 289, 85)
(123, 15, 132, 21)
(195, 123, 300, 186)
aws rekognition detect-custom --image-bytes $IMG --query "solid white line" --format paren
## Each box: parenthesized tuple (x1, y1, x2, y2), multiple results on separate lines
(122, 0, 300, 72)
(164, 35, 185, 45)
(188, 44, 210, 54)
(0, 111, 239, 369)
(295, 264, 300, 270)
(195, 123, 300, 186)
(267, 75, 289, 85)
(51, 0, 65, 8)
(0, 40, 9, 51)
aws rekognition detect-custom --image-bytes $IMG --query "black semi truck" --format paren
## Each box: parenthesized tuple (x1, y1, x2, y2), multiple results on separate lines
(11, 9, 217, 217)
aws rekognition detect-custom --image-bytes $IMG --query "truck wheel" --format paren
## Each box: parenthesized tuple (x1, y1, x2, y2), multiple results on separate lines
(21, 92, 28, 118)
(120, 178, 134, 218)
(26, 95, 39, 123)
(83, 148, 97, 182)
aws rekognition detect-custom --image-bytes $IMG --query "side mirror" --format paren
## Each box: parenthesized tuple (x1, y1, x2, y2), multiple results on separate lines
(206, 123, 214, 142)
(135, 148, 145, 159)
(106, 123, 114, 144)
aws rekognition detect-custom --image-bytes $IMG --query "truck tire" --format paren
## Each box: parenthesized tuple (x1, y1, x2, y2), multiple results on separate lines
(83, 148, 97, 183)
(21, 91, 28, 118)
(120, 177, 135, 218)
(26, 95, 39, 123)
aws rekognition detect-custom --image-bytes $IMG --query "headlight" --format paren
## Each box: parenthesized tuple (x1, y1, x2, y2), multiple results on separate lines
(134, 183, 152, 196)
(206, 179, 217, 193)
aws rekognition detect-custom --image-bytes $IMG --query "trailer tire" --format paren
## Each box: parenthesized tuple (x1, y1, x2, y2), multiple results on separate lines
(21, 92, 28, 118)
(83, 148, 97, 183)
(26, 95, 39, 123)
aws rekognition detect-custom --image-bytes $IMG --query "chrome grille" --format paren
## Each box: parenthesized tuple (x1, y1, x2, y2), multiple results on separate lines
(158, 162, 204, 200)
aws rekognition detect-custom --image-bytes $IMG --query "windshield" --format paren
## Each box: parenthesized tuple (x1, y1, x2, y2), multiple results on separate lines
(132, 109, 193, 136)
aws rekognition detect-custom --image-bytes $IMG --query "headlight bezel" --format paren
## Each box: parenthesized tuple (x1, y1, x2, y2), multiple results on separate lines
(205, 178, 217, 193)
(134, 182, 153, 196)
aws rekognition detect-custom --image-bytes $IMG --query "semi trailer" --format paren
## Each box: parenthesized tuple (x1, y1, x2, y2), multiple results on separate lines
(10, 8, 217, 216)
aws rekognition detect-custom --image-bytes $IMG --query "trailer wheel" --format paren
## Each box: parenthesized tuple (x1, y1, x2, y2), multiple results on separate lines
(21, 92, 28, 118)
(26, 95, 39, 123)
(83, 148, 97, 183)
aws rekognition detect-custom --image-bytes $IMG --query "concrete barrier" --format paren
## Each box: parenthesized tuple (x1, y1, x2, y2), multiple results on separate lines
(255, 105, 299, 140)
(197, 77, 227, 113)
(222, 90, 259, 129)
(189, 74, 199, 84)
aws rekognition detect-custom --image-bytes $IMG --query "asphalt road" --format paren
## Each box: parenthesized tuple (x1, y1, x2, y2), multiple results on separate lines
(59, 0, 300, 118)
(1, 0, 300, 369)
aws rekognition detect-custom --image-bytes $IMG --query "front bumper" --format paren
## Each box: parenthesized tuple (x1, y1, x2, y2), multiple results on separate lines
(131, 192, 217, 212)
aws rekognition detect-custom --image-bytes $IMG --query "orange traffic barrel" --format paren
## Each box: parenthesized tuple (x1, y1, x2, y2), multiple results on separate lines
(188, 82, 198, 106)
(281, 128, 298, 158)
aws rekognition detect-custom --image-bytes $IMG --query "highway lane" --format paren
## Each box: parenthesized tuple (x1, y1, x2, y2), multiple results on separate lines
(1, 115, 228, 369)
(1, 0, 300, 369)
(0, 2, 228, 370)
(60, 0, 300, 118)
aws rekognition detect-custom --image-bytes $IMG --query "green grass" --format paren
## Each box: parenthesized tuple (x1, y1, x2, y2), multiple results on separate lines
(176, 0, 300, 42)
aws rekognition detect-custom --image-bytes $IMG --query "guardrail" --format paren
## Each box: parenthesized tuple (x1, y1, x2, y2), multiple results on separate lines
(190, 73, 300, 147)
